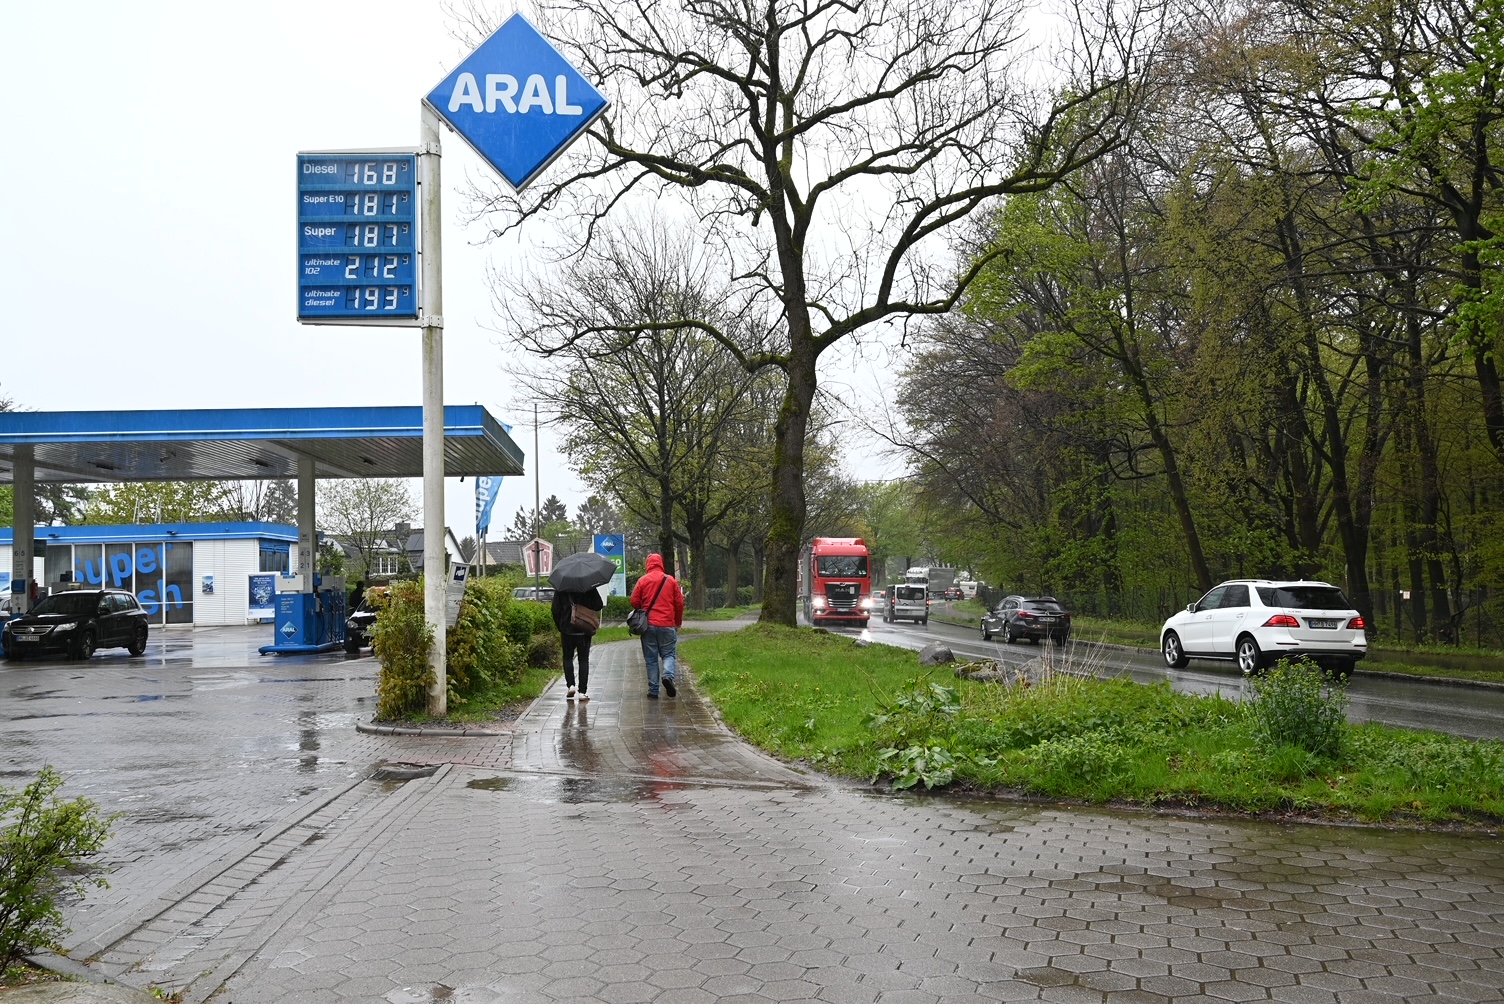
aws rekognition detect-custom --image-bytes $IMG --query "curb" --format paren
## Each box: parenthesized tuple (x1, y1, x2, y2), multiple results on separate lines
(355, 721, 505, 737)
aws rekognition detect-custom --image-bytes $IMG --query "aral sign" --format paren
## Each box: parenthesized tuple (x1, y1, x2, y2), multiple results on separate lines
(424, 13, 608, 191)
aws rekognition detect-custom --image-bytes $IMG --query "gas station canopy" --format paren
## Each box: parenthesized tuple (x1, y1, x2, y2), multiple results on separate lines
(0, 406, 524, 484)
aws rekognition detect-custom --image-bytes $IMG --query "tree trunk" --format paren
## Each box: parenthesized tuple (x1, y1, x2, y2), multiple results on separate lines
(758, 349, 816, 626)
(658, 477, 676, 577)
(751, 539, 765, 604)
(724, 536, 745, 608)
(686, 516, 708, 611)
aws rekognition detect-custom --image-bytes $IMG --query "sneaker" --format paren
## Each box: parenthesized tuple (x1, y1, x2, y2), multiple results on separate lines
(579, 693, 590, 702)
(663, 677, 677, 698)
(646, 691, 659, 699)
(566, 687, 577, 700)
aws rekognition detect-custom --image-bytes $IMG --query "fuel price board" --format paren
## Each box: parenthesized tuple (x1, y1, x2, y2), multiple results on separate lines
(297, 152, 420, 323)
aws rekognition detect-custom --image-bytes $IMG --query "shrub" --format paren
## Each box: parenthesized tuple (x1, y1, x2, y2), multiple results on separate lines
(1246, 659, 1348, 758)
(0, 767, 115, 967)
(372, 579, 434, 719)
(446, 578, 527, 700)
(604, 595, 634, 622)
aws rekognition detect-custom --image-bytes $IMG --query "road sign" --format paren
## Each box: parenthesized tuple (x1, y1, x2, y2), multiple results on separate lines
(297, 152, 420, 324)
(423, 13, 608, 191)
(523, 538, 554, 576)
(445, 563, 471, 627)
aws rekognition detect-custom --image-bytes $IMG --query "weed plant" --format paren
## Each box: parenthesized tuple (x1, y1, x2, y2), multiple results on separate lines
(0, 767, 115, 967)
(683, 625, 1504, 825)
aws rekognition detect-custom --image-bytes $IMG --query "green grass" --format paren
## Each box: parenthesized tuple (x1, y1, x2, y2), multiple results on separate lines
(681, 625, 1504, 827)
(397, 665, 557, 724)
(684, 605, 759, 621)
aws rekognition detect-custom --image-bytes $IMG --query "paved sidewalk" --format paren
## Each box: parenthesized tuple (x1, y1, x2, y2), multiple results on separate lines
(13, 631, 1504, 1003)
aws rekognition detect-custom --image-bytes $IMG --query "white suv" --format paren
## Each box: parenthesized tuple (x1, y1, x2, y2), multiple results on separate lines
(1160, 580, 1367, 674)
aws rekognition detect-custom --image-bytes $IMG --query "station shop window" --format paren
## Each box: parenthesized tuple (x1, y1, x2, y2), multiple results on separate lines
(259, 543, 290, 573)
(48, 541, 195, 624)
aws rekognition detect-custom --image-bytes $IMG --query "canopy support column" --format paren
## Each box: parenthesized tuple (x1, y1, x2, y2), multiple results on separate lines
(298, 455, 316, 593)
(10, 446, 33, 613)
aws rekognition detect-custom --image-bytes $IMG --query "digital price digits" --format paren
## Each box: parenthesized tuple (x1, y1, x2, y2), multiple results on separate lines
(298, 151, 421, 322)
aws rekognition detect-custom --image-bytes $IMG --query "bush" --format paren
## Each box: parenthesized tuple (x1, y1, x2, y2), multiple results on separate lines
(0, 767, 114, 967)
(1246, 659, 1348, 758)
(376, 577, 563, 718)
(446, 578, 527, 700)
(373, 580, 434, 719)
(604, 595, 634, 622)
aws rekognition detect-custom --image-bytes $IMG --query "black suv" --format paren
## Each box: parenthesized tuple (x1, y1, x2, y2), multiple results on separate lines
(3, 589, 150, 660)
(981, 595, 1072, 644)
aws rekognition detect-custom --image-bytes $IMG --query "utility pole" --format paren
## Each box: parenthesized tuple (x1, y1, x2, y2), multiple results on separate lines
(533, 403, 541, 595)
(419, 105, 446, 717)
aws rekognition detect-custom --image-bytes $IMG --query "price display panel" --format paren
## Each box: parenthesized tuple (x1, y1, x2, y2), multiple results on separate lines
(297, 153, 420, 323)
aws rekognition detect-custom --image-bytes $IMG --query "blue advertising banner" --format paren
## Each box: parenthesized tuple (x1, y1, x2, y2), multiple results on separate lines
(475, 476, 502, 536)
(297, 153, 419, 323)
(249, 574, 276, 620)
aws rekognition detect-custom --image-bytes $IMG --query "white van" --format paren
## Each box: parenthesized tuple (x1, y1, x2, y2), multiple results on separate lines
(885, 583, 929, 625)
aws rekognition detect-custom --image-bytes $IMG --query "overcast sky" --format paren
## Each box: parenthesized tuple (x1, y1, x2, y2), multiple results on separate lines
(1, 1, 903, 538)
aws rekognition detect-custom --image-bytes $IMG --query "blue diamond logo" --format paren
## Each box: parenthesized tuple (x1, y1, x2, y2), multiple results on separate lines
(280, 622, 298, 639)
(424, 12, 608, 191)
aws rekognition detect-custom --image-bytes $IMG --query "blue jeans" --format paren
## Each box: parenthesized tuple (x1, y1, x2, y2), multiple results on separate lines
(641, 625, 678, 695)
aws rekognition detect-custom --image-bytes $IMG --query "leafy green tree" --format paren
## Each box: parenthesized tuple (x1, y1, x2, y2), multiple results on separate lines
(84, 482, 237, 524)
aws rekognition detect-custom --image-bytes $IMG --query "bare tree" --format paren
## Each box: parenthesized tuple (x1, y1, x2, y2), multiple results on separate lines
(316, 479, 417, 577)
(462, 0, 1160, 623)
(507, 220, 762, 600)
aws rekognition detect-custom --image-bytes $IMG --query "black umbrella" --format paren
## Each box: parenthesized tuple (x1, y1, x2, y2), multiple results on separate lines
(548, 551, 617, 592)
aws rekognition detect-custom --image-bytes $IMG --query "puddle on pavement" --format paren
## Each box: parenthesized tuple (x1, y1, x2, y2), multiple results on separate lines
(386, 985, 494, 1004)
(466, 774, 687, 804)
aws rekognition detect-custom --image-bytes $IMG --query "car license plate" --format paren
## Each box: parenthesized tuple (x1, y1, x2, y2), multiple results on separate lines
(1039, 617, 1057, 624)
(1307, 618, 1339, 629)
(15, 635, 38, 643)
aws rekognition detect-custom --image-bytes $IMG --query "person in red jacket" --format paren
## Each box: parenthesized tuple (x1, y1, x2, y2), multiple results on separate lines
(629, 553, 685, 698)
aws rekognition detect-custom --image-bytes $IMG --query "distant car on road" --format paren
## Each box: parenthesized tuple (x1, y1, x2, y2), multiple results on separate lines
(981, 595, 1071, 645)
(941, 586, 964, 601)
(1160, 580, 1367, 674)
(3, 588, 149, 661)
(885, 583, 929, 625)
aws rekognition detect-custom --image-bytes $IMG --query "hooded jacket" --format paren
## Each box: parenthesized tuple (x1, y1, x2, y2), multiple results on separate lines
(629, 554, 684, 628)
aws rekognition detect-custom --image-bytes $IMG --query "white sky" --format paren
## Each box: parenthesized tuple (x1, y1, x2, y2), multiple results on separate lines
(1, 1, 906, 538)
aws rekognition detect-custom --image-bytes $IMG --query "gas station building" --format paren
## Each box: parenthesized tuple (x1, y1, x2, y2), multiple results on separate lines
(1, 406, 524, 640)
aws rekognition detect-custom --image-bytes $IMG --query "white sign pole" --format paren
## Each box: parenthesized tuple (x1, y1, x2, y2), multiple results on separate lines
(420, 105, 447, 716)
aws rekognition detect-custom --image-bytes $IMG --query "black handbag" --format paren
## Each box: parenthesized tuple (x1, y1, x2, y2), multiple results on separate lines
(628, 577, 668, 636)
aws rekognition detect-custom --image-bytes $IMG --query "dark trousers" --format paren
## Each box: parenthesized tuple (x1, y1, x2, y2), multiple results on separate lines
(562, 633, 592, 693)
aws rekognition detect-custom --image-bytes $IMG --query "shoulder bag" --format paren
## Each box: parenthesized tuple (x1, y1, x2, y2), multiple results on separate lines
(627, 577, 668, 636)
(569, 601, 601, 634)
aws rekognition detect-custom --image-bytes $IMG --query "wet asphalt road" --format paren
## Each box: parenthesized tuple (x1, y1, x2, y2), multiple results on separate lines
(2, 624, 1502, 1004)
(842, 611, 1504, 742)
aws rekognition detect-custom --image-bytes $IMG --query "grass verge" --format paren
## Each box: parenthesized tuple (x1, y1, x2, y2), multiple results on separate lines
(684, 605, 759, 621)
(681, 624, 1504, 828)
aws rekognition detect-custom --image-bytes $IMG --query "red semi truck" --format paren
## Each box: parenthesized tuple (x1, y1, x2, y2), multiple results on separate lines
(800, 537, 872, 627)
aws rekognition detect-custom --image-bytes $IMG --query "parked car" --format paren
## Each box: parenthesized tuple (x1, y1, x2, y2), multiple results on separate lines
(1160, 579, 1367, 674)
(344, 586, 388, 654)
(981, 595, 1071, 644)
(512, 585, 555, 602)
(3, 589, 149, 661)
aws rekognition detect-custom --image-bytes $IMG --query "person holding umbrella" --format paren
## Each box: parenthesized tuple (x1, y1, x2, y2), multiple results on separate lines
(548, 551, 614, 701)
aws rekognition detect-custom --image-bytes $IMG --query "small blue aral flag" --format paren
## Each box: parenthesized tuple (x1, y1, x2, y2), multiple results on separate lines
(475, 476, 502, 536)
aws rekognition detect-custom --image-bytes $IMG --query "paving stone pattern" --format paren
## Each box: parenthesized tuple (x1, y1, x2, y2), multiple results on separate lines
(2, 627, 1501, 1003)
